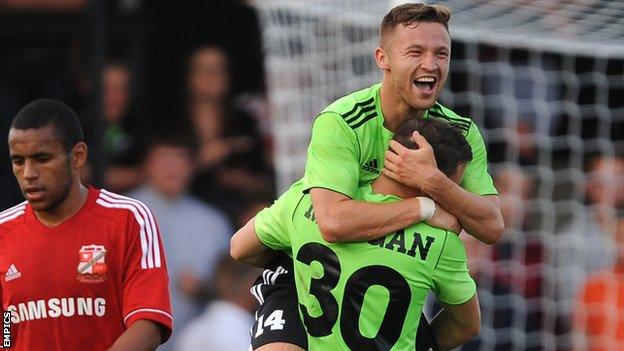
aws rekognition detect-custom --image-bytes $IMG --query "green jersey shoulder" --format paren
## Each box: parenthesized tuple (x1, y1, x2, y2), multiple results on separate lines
(303, 83, 391, 198)
(303, 83, 497, 198)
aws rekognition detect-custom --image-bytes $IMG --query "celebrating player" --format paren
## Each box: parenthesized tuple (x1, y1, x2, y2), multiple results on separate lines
(0, 99, 172, 351)
(234, 3, 502, 351)
(305, 2, 503, 247)
(232, 117, 481, 350)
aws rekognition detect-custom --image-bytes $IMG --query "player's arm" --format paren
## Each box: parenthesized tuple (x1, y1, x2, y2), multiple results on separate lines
(384, 126, 504, 244)
(306, 113, 445, 242)
(230, 218, 277, 267)
(118, 204, 173, 346)
(311, 189, 441, 242)
(107, 319, 162, 351)
(430, 295, 480, 350)
(431, 232, 481, 350)
(232, 202, 292, 263)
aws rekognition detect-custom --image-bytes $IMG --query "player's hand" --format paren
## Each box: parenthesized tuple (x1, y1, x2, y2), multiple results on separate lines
(384, 131, 441, 189)
(426, 204, 462, 234)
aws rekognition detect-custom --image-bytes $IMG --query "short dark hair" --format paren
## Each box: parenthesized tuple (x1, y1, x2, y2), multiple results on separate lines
(11, 99, 84, 152)
(380, 3, 451, 47)
(393, 117, 472, 177)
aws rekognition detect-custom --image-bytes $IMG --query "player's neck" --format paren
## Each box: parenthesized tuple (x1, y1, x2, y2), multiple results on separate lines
(371, 174, 421, 199)
(34, 183, 89, 227)
(379, 79, 426, 132)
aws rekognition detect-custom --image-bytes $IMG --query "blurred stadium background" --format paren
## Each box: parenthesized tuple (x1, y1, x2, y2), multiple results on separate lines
(1, 0, 623, 350)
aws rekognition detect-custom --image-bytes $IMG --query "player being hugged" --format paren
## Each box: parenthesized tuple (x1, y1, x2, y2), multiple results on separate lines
(0, 99, 172, 351)
(232, 117, 481, 350)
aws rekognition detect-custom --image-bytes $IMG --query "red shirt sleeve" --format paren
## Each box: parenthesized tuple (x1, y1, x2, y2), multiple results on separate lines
(121, 206, 173, 342)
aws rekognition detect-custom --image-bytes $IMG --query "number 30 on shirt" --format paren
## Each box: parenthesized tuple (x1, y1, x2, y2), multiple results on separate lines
(296, 242, 411, 350)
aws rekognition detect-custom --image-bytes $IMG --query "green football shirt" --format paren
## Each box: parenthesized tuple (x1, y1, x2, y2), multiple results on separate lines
(302, 83, 498, 198)
(255, 183, 476, 351)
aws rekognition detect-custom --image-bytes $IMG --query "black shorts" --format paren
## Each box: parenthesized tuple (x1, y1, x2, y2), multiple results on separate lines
(249, 253, 439, 351)
(249, 254, 308, 350)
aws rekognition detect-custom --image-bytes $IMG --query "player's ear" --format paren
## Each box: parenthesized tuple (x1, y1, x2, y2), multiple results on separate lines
(70, 142, 88, 169)
(375, 46, 390, 70)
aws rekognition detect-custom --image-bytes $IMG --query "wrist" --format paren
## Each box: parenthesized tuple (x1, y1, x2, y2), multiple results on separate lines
(416, 197, 436, 221)
(423, 168, 449, 196)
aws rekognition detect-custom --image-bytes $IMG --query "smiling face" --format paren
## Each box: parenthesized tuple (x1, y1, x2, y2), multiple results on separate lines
(377, 21, 450, 113)
(8, 126, 83, 212)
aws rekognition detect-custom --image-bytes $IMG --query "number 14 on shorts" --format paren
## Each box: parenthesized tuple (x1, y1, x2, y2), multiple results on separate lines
(254, 309, 286, 337)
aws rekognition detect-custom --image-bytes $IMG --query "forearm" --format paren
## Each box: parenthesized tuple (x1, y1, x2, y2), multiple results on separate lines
(311, 191, 423, 242)
(230, 218, 272, 267)
(107, 320, 162, 351)
(424, 171, 504, 244)
(430, 296, 480, 351)
(430, 309, 473, 351)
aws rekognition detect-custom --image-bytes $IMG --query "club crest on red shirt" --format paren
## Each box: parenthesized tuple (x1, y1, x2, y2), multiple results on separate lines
(77, 245, 108, 283)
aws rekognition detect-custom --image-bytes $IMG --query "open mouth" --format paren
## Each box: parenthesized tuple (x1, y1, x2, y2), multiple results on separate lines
(413, 76, 437, 94)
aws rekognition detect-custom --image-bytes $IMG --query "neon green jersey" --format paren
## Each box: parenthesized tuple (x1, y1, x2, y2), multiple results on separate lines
(302, 83, 498, 198)
(255, 182, 476, 351)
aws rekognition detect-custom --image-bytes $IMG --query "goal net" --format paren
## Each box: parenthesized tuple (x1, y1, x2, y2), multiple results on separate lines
(253, 0, 624, 350)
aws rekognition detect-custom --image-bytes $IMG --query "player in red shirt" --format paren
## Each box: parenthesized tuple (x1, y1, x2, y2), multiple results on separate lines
(0, 99, 172, 351)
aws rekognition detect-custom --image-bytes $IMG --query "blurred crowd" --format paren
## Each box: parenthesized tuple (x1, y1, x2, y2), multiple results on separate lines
(1, 1, 623, 351)
(459, 156, 624, 351)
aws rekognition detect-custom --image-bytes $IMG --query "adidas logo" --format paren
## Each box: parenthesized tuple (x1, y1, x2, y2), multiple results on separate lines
(361, 159, 380, 174)
(5, 264, 21, 282)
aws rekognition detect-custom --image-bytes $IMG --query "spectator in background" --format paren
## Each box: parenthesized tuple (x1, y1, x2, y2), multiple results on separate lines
(100, 60, 146, 193)
(461, 165, 546, 351)
(177, 254, 259, 351)
(184, 44, 273, 222)
(128, 137, 232, 350)
(80, 59, 146, 192)
(555, 154, 624, 347)
(464, 165, 537, 278)
(574, 216, 624, 351)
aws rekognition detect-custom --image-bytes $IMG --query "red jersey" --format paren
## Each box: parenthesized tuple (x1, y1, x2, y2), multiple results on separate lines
(0, 187, 172, 351)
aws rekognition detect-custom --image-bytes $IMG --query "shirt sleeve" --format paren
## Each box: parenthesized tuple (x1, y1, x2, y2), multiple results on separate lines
(302, 112, 361, 199)
(254, 191, 298, 251)
(432, 233, 477, 305)
(461, 122, 498, 196)
(121, 207, 173, 342)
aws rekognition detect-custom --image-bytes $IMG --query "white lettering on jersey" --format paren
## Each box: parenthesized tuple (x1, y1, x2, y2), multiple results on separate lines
(48, 299, 61, 318)
(27, 300, 46, 320)
(61, 298, 75, 317)
(7, 297, 107, 323)
(95, 298, 106, 317)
